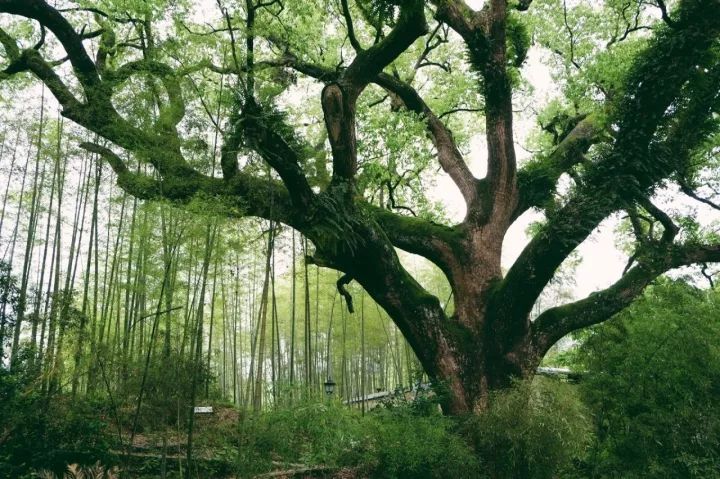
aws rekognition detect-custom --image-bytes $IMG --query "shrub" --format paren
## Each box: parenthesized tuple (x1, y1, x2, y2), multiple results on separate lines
(352, 405, 482, 479)
(462, 378, 592, 479)
(0, 357, 111, 478)
(233, 399, 365, 476)
(577, 281, 720, 478)
(114, 351, 213, 430)
(231, 396, 481, 478)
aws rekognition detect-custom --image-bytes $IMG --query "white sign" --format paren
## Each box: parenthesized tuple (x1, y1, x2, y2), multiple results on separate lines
(193, 406, 213, 414)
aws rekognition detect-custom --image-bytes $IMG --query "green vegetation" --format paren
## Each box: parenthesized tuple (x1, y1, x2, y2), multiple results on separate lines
(0, 0, 719, 476)
(463, 379, 592, 479)
(575, 281, 720, 478)
(0, 351, 111, 478)
(4, 279, 720, 478)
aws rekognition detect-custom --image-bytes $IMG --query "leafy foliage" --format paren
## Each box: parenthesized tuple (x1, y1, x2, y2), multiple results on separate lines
(234, 400, 363, 475)
(230, 397, 479, 478)
(352, 405, 482, 479)
(114, 352, 213, 430)
(575, 281, 720, 478)
(357, 0, 399, 29)
(462, 378, 593, 479)
(0, 355, 111, 478)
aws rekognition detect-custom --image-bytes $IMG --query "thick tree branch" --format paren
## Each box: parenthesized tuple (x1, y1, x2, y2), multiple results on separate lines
(374, 73, 480, 211)
(265, 53, 338, 81)
(1, 47, 82, 111)
(80, 142, 298, 226)
(340, 0, 363, 52)
(495, 5, 720, 330)
(264, 54, 476, 277)
(514, 114, 607, 219)
(109, 59, 181, 93)
(637, 197, 678, 244)
(370, 205, 464, 279)
(679, 180, 720, 211)
(240, 100, 315, 210)
(0, 25, 19, 63)
(482, 0, 519, 223)
(0, 1, 200, 177)
(80, 142, 163, 200)
(342, 0, 427, 90)
(0, 19, 192, 180)
(431, 0, 484, 40)
(105, 59, 186, 130)
(322, 82, 359, 184)
(0, 0, 101, 91)
(655, 0, 677, 27)
(532, 241, 720, 352)
(220, 105, 243, 180)
(434, 0, 518, 224)
(0, 0, 319, 232)
(337, 273, 355, 313)
(274, 56, 479, 212)
(322, 0, 427, 185)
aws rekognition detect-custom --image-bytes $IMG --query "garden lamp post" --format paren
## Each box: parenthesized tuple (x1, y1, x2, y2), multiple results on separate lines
(324, 377, 336, 396)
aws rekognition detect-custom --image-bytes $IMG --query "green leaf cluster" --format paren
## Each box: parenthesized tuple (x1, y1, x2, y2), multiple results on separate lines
(576, 281, 720, 478)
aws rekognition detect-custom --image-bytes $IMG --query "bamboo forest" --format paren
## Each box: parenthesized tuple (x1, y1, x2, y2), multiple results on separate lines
(0, 0, 719, 477)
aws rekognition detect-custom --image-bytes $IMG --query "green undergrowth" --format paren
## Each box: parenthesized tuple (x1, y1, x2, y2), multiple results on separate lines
(461, 379, 592, 479)
(228, 381, 590, 479)
(0, 353, 112, 478)
(0, 375, 594, 479)
(232, 397, 481, 478)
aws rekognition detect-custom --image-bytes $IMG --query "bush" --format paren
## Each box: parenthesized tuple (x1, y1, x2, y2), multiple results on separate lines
(233, 399, 365, 476)
(0, 355, 111, 478)
(352, 405, 482, 479)
(109, 350, 213, 432)
(230, 396, 481, 478)
(576, 281, 720, 478)
(462, 378, 592, 479)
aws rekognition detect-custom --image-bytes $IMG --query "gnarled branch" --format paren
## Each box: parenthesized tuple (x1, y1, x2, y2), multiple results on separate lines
(532, 241, 720, 352)
(514, 114, 607, 220)
(496, 7, 720, 331)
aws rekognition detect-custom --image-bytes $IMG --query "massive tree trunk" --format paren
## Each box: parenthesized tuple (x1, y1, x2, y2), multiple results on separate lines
(302, 201, 539, 414)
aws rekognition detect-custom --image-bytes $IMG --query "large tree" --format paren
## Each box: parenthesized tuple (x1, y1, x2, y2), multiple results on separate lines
(0, 0, 719, 414)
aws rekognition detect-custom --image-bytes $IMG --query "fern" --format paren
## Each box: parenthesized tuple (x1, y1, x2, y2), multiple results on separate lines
(312, 192, 365, 255)
(37, 462, 119, 479)
(357, 0, 399, 30)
